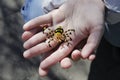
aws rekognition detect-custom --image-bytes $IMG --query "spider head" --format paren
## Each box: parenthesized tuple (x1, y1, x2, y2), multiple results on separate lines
(55, 26, 64, 34)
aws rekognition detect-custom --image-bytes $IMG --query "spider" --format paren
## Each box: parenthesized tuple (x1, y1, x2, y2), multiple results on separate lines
(43, 26, 75, 47)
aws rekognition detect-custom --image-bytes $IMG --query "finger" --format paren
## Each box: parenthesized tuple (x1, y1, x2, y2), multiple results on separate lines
(23, 39, 58, 58)
(40, 44, 74, 70)
(23, 13, 53, 30)
(88, 54, 96, 61)
(39, 48, 61, 77)
(39, 57, 72, 76)
(39, 67, 48, 77)
(71, 49, 81, 61)
(60, 57, 72, 69)
(22, 27, 41, 41)
(40, 47, 58, 61)
(23, 32, 46, 49)
(71, 39, 87, 61)
(81, 27, 103, 58)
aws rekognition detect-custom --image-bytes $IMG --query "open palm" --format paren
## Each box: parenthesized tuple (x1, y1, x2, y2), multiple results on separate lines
(22, 0, 105, 76)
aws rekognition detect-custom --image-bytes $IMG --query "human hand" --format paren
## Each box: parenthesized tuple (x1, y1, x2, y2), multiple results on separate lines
(22, 0, 105, 76)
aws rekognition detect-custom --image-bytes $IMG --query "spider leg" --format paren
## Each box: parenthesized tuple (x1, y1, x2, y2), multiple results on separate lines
(68, 29, 75, 32)
(64, 38, 72, 46)
(43, 28, 54, 38)
(67, 42, 72, 46)
(48, 38, 54, 47)
(65, 29, 75, 33)
(63, 29, 75, 46)
(64, 33, 73, 41)
(63, 33, 73, 46)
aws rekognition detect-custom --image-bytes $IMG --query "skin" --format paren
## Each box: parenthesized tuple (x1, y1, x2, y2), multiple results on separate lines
(22, 0, 105, 76)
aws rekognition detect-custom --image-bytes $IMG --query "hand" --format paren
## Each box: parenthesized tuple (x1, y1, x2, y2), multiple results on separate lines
(22, 0, 105, 76)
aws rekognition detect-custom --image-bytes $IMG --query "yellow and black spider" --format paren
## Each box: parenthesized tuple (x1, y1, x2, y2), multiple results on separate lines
(43, 26, 75, 47)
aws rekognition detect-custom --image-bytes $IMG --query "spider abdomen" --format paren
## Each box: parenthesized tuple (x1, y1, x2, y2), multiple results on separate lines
(53, 33, 65, 43)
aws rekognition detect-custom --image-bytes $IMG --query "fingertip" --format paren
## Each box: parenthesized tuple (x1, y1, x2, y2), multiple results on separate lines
(81, 53, 89, 59)
(23, 21, 32, 30)
(81, 50, 90, 59)
(88, 54, 96, 61)
(71, 50, 81, 61)
(23, 23, 28, 30)
(39, 67, 48, 77)
(21, 32, 26, 41)
(23, 50, 30, 58)
(23, 21, 34, 30)
(23, 42, 30, 49)
(21, 32, 30, 41)
(81, 43, 96, 59)
(60, 57, 72, 69)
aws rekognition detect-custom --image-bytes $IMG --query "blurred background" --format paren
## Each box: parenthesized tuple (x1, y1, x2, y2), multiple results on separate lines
(0, 0, 91, 80)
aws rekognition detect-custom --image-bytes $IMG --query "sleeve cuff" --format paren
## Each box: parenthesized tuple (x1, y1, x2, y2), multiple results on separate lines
(42, 0, 66, 13)
(104, 0, 120, 13)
